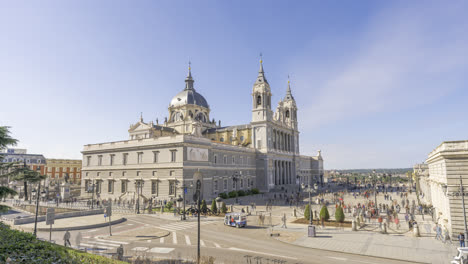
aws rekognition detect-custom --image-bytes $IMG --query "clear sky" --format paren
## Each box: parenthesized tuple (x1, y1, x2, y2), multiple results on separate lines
(1, 1, 467, 169)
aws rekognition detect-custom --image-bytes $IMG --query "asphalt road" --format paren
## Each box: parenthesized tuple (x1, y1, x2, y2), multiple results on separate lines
(36, 213, 414, 264)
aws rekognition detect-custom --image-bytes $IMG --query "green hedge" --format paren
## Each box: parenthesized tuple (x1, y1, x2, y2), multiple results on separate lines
(0, 222, 126, 264)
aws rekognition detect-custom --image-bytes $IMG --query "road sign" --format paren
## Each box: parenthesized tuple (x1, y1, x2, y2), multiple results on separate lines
(106, 205, 112, 217)
(46, 208, 55, 225)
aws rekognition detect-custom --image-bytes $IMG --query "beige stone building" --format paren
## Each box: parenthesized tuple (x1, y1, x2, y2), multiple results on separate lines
(81, 61, 324, 203)
(425, 140, 468, 237)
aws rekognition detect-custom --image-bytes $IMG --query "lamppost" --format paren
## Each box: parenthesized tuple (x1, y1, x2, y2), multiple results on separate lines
(369, 170, 378, 209)
(87, 180, 96, 209)
(232, 171, 239, 204)
(33, 166, 42, 237)
(134, 180, 144, 214)
(216, 197, 223, 214)
(177, 181, 188, 220)
(459, 176, 468, 246)
(301, 183, 313, 225)
(192, 170, 203, 264)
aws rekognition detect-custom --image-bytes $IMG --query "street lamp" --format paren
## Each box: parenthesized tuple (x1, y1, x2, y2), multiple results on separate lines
(88, 181, 96, 209)
(33, 166, 42, 237)
(192, 170, 203, 264)
(134, 180, 144, 214)
(177, 181, 188, 220)
(301, 183, 313, 225)
(232, 171, 239, 204)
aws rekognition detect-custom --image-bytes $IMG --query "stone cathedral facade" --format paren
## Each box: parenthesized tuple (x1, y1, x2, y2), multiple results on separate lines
(81, 60, 323, 203)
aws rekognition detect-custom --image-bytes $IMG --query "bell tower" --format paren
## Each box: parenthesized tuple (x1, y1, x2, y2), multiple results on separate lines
(252, 56, 273, 123)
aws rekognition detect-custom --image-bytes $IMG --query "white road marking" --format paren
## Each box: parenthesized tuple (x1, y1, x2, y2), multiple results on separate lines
(200, 240, 206, 247)
(185, 235, 191, 245)
(131, 247, 148, 252)
(86, 229, 98, 233)
(172, 232, 177, 244)
(160, 237, 164, 243)
(327, 257, 347, 261)
(95, 238, 129, 245)
(147, 240, 151, 243)
(148, 247, 175, 254)
(80, 243, 114, 250)
(83, 236, 91, 239)
(127, 223, 134, 225)
(90, 241, 119, 247)
(228, 247, 297, 260)
(214, 242, 221, 248)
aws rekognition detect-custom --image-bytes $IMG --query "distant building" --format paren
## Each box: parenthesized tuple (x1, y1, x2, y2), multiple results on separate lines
(45, 159, 82, 184)
(425, 140, 468, 238)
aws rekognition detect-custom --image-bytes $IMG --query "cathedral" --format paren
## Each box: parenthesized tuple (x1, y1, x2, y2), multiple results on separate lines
(81, 59, 323, 202)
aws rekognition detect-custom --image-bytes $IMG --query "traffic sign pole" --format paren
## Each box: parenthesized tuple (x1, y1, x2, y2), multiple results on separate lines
(46, 208, 55, 242)
(106, 205, 112, 236)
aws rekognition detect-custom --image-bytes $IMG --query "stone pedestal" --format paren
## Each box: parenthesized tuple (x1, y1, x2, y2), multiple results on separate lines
(356, 216, 361, 227)
(382, 223, 387, 234)
(352, 220, 357, 231)
(413, 223, 420, 237)
(60, 183, 70, 200)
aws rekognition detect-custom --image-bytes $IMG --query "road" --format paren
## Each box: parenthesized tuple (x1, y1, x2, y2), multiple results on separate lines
(36, 213, 414, 264)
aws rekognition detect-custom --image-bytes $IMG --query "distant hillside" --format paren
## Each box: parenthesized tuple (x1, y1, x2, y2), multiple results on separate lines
(332, 168, 412, 174)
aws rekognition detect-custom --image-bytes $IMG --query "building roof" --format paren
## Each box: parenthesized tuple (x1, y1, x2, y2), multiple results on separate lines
(169, 66, 209, 109)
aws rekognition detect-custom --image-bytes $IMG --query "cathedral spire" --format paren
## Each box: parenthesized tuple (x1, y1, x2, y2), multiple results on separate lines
(185, 61, 195, 90)
(255, 53, 268, 84)
(284, 75, 294, 101)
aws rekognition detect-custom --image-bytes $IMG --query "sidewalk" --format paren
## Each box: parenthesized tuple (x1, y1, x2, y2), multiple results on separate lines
(272, 220, 458, 264)
(15, 214, 127, 232)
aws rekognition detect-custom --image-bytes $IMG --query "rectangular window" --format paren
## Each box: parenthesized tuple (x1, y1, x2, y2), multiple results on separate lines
(214, 180, 218, 191)
(171, 150, 177, 162)
(121, 181, 127, 193)
(137, 171, 141, 177)
(86, 156, 91, 166)
(98, 155, 102, 166)
(170, 170, 175, 177)
(169, 181, 176, 195)
(240, 179, 244, 188)
(153, 151, 159, 163)
(108, 180, 114, 193)
(240, 156, 243, 164)
(214, 155, 217, 164)
(123, 153, 128, 165)
(110, 154, 115, 166)
(97, 172, 100, 177)
(223, 156, 227, 164)
(232, 179, 236, 189)
(223, 179, 228, 190)
(232, 156, 235, 164)
(137, 152, 143, 164)
(109, 172, 113, 177)
(96, 181, 101, 193)
(151, 181, 158, 195)
(122, 171, 127, 177)
(152, 171, 157, 177)
(85, 180, 91, 191)
(85, 172, 89, 177)
(247, 178, 250, 187)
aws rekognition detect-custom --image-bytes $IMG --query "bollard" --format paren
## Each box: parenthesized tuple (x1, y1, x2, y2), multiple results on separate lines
(230, 205, 233, 212)
(246, 206, 249, 214)
(359, 214, 364, 224)
(293, 208, 297, 218)
(413, 223, 420, 237)
(356, 216, 360, 228)
(382, 222, 387, 234)
(352, 220, 357, 231)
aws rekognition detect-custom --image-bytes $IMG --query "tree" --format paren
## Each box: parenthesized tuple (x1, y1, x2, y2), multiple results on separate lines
(201, 199, 207, 213)
(335, 206, 345, 223)
(320, 205, 330, 221)
(304, 204, 311, 221)
(211, 199, 217, 213)
(221, 202, 227, 214)
(0, 127, 19, 200)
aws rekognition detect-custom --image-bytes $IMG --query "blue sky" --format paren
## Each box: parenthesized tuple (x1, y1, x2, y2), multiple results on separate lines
(1, 1, 467, 169)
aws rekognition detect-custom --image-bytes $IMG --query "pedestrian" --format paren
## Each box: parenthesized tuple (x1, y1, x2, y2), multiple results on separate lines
(459, 233, 465, 247)
(117, 244, 124, 260)
(281, 213, 287, 229)
(63, 230, 71, 247)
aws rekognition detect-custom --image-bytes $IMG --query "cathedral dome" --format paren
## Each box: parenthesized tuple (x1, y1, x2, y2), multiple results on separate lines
(169, 65, 209, 109)
(170, 89, 209, 108)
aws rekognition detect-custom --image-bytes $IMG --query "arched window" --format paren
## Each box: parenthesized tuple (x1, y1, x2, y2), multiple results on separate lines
(285, 110, 290, 118)
(195, 112, 206, 122)
(257, 95, 262, 106)
(172, 112, 183, 122)
(220, 137, 224, 142)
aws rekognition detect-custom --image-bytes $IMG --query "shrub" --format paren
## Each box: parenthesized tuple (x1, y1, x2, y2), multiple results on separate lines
(245, 189, 252, 195)
(304, 204, 311, 221)
(221, 202, 227, 214)
(320, 205, 330, 221)
(228, 191, 237, 198)
(251, 188, 260, 194)
(211, 199, 217, 213)
(165, 201, 173, 210)
(201, 199, 207, 213)
(237, 190, 245, 197)
(218, 192, 228, 199)
(335, 206, 345, 223)
(0, 222, 126, 264)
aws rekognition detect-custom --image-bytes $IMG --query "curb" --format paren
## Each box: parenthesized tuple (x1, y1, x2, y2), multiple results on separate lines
(34, 217, 127, 232)
(271, 233, 428, 264)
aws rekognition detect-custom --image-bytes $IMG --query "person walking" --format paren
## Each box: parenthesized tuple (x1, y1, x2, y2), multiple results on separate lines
(458, 233, 465, 247)
(63, 230, 71, 247)
(281, 213, 287, 229)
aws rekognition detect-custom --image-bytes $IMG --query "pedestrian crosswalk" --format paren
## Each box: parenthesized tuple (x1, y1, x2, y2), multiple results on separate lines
(157, 221, 214, 231)
(80, 238, 128, 251)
